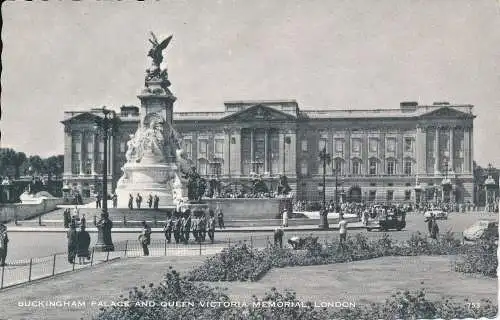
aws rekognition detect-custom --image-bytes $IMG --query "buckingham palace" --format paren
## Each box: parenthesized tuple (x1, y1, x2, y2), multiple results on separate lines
(61, 99, 475, 204)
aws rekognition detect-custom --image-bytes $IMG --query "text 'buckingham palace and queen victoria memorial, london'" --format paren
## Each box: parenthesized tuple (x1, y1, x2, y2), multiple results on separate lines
(60, 33, 475, 210)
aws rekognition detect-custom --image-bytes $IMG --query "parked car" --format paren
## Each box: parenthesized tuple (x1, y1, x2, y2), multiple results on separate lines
(367, 211, 406, 232)
(463, 220, 499, 242)
(424, 210, 448, 220)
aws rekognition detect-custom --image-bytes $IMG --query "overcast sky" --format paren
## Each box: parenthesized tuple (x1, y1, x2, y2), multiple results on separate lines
(2, 0, 499, 166)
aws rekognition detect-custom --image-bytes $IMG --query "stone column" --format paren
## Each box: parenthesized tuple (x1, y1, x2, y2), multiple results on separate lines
(345, 130, 351, 175)
(449, 127, 454, 171)
(469, 127, 474, 173)
(109, 135, 114, 181)
(250, 129, 254, 172)
(434, 127, 439, 174)
(380, 131, 386, 175)
(362, 131, 368, 176)
(278, 131, 285, 174)
(64, 126, 72, 175)
(264, 129, 269, 173)
(224, 129, 231, 176)
(287, 129, 297, 176)
(230, 128, 241, 176)
(415, 125, 427, 175)
(92, 133, 97, 175)
(79, 131, 84, 175)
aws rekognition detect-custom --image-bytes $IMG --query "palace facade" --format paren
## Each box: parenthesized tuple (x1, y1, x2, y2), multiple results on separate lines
(61, 100, 475, 203)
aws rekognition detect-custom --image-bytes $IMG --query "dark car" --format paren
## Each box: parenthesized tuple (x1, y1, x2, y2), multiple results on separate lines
(367, 211, 406, 232)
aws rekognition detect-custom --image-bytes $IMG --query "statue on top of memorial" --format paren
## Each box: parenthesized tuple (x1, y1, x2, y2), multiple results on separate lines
(144, 32, 173, 89)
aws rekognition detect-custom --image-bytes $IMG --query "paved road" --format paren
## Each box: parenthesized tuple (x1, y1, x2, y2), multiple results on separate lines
(4, 212, 497, 262)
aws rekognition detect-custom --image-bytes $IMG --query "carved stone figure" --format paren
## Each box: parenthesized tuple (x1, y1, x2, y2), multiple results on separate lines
(183, 167, 206, 202)
(148, 32, 172, 68)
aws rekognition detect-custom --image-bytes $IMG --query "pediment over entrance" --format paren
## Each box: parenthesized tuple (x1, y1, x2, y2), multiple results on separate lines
(61, 112, 103, 125)
(419, 106, 474, 119)
(221, 105, 297, 122)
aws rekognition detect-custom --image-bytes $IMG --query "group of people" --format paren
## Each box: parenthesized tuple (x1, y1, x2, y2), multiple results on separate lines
(138, 208, 225, 256)
(66, 222, 91, 264)
(95, 193, 119, 209)
(63, 207, 86, 229)
(128, 193, 160, 210)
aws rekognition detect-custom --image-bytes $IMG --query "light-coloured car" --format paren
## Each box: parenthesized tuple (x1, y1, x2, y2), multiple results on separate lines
(463, 220, 499, 242)
(424, 210, 448, 220)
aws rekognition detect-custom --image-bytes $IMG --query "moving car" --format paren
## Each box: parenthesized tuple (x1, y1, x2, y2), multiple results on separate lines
(424, 210, 448, 220)
(463, 220, 499, 242)
(367, 211, 406, 232)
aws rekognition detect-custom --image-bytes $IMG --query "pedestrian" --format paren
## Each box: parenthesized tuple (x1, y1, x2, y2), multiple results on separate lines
(136, 193, 143, 209)
(63, 208, 70, 228)
(217, 207, 225, 229)
(338, 213, 348, 247)
(362, 209, 369, 226)
(153, 195, 159, 209)
(80, 214, 86, 228)
(96, 193, 102, 209)
(191, 214, 200, 242)
(183, 210, 192, 244)
(67, 222, 78, 264)
(0, 224, 9, 267)
(208, 212, 216, 243)
(163, 213, 173, 243)
(282, 209, 289, 227)
(148, 194, 153, 209)
(139, 221, 151, 256)
(112, 193, 118, 208)
(199, 213, 207, 241)
(128, 194, 134, 210)
(273, 226, 284, 248)
(174, 212, 182, 244)
(72, 205, 80, 226)
(76, 224, 91, 264)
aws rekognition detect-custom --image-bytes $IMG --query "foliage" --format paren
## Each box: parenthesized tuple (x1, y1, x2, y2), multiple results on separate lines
(455, 238, 498, 277)
(96, 273, 498, 320)
(0, 148, 64, 179)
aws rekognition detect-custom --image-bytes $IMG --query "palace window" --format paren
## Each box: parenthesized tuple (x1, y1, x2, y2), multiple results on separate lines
(386, 190, 394, 201)
(404, 159, 412, 175)
(120, 142, 126, 153)
(198, 159, 208, 176)
(301, 161, 308, 175)
(404, 190, 412, 201)
(215, 139, 224, 156)
(369, 158, 377, 175)
(352, 159, 361, 175)
(387, 159, 396, 175)
(386, 138, 396, 152)
(334, 158, 343, 175)
(318, 139, 327, 152)
(199, 140, 208, 158)
(352, 139, 361, 153)
(369, 191, 376, 202)
(183, 139, 192, 158)
(334, 139, 343, 152)
(301, 140, 308, 152)
(369, 138, 378, 153)
(99, 142, 104, 153)
(404, 137, 413, 153)
(72, 161, 80, 175)
(86, 142, 93, 153)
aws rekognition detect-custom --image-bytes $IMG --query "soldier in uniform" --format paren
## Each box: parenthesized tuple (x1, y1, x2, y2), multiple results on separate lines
(148, 194, 153, 208)
(163, 213, 173, 243)
(191, 213, 200, 242)
(217, 207, 225, 229)
(199, 212, 207, 241)
(173, 212, 182, 244)
(128, 194, 134, 210)
(139, 220, 152, 256)
(207, 212, 216, 243)
(183, 210, 192, 244)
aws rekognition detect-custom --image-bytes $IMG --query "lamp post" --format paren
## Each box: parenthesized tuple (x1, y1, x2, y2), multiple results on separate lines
(318, 147, 331, 229)
(484, 163, 496, 212)
(441, 159, 451, 203)
(94, 107, 115, 252)
(331, 162, 339, 212)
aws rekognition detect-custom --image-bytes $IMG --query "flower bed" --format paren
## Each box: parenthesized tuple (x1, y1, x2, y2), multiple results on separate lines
(454, 238, 498, 277)
(96, 270, 498, 320)
(188, 231, 479, 282)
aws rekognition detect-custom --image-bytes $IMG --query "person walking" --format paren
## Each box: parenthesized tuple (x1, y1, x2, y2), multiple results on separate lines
(67, 222, 78, 264)
(72, 205, 80, 226)
(0, 224, 9, 267)
(76, 224, 91, 264)
(207, 212, 216, 243)
(96, 193, 102, 209)
(128, 194, 134, 210)
(163, 213, 173, 243)
(199, 213, 207, 241)
(63, 208, 70, 228)
(273, 226, 284, 248)
(139, 221, 152, 256)
(282, 209, 289, 227)
(153, 195, 159, 209)
(148, 194, 153, 209)
(136, 193, 143, 209)
(80, 214, 86, 228)
(338, 214, 348, 248)
(191, 214, 200, 242)
(217, 207, 225, 229)
(174, 212, 182, 244)
(112, 193, 118, 209)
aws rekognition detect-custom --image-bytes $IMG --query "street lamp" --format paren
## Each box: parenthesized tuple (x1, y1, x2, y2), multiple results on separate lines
(331, 161, 339, 212)
(93, 107, 116, 252)
(484, 163, 496, 212)
(318, 147, 331, 229)
(441, 159, 452, 203)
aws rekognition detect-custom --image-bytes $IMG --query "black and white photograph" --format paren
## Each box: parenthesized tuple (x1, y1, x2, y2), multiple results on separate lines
(1, 1, 499, 319)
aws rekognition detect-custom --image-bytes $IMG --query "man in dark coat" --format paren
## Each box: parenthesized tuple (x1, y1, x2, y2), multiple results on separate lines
(136, 194, 143, 209)
(183, 210, 192, 244)
(76, 225, 91, 264)
(63, 208, 71, 228)
(163, 213, 173, 243)
(207, 212, 216, 243)
(173, 212, 182, 244)
(80, 214, 86, 228)
(217, 207, 225, 229)
(139, 221, 151, 256)
(148, 194, 153, 209)
(0, 224, 9, 266)
(67, 223, 78, 264)
(153, 195, 160, 209)
(128, 194, 134, 210)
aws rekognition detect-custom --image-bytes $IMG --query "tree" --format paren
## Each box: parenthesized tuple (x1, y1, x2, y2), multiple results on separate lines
(43, 155, 64, 179)
(14, 152, 27, 179)
(27, 155, 45, 176)
(0, 148, 17, 177)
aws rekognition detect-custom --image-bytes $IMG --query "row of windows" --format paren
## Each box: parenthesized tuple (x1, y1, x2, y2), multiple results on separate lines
(367, 190, 413, 201)
(302, 137, 415, 154)
(301, 158, 414, 176)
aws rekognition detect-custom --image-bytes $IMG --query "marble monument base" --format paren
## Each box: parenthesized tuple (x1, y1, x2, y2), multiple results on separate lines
(115, 162, 185, 209)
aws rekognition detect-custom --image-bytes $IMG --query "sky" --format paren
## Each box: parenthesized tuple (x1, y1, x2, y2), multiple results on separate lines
(1, 0, 499, 167)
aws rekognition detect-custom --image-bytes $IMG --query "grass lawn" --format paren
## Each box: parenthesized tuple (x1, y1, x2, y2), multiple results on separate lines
(216, 256, 497, 306)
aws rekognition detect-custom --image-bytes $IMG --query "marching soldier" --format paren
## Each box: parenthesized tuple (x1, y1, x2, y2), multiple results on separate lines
(148, 194, 153, 209)
(191, 213, 200, 242)
(139, 220, 152, 256)
(183, 210, 192, 244)
(199, 212, 207, 241)
(163, 213, 173, 243)
(173, 212, 182, 244)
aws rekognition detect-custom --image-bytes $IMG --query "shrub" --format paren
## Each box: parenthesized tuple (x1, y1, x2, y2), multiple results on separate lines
(455, 238, 498, 277)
